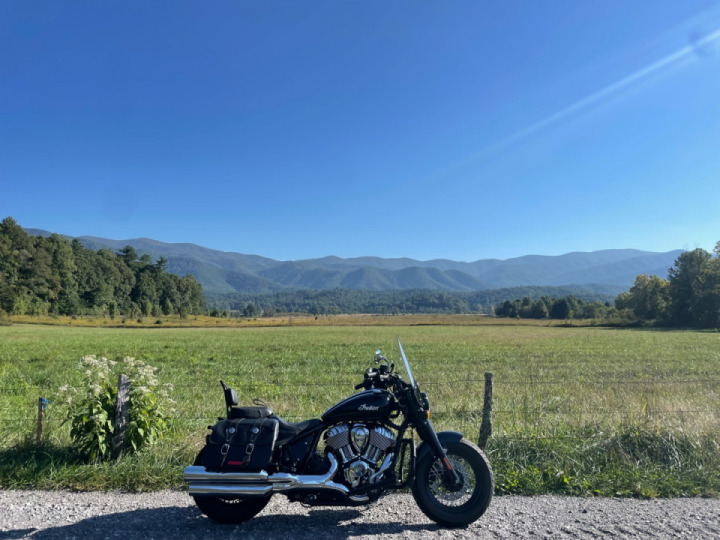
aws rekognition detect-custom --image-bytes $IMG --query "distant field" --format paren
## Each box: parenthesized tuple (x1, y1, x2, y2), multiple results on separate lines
(7, 312, 555, 328)
(1, 322, 719, 495)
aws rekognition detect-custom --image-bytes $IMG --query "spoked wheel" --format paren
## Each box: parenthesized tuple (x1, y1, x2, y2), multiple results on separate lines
(191, 449, 272, 524)
(411, 438, 493, 528)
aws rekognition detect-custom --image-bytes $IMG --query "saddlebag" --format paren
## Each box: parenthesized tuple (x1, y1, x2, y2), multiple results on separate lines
(202, 417, 279, 471)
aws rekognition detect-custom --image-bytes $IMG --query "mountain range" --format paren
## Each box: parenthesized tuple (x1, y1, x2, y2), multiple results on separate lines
(26, 229, 681, 296)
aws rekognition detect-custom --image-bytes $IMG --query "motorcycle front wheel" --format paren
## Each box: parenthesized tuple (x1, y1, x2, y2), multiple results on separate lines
(411, 438, 493, 528)
(191, 449, 272, 524)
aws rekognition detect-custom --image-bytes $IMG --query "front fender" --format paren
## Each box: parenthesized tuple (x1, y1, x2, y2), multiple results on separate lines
(415, 430, 464, 463)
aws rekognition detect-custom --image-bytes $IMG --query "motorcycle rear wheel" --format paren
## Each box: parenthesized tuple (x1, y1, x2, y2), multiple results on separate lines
(191, 449, 272, 524)
(411, 438, 493, 528)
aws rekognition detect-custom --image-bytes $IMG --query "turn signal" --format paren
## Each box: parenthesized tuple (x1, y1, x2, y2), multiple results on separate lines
(426, 410, 431, 419)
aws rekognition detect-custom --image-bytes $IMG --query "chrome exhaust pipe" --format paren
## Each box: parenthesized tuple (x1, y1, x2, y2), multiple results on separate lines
(184, 468, 269, 483)
(189, 484, 273, 497)
(185, 453, 351, 497)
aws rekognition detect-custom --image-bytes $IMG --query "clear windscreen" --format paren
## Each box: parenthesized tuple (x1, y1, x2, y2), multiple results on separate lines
(396, 337, 416, 388)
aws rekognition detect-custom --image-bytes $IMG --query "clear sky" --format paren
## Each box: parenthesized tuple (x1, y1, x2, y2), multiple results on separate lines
(2, 1, 719, 261)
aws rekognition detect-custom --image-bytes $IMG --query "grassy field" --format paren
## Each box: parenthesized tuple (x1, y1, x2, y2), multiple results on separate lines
(7, 312, 555, 328)
(1, 320, 719, 496)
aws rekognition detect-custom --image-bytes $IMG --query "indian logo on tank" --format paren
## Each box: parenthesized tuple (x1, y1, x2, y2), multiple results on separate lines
(358, 403, 379, 411)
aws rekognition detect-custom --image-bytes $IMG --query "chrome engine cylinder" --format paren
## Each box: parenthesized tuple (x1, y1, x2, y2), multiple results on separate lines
(325, 423, 397, 488)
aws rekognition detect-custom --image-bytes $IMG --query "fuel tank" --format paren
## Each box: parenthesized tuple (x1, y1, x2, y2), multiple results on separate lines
(322, 389, 395, 424)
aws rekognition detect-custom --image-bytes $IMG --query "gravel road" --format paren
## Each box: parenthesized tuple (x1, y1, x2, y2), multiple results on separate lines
(1, 490, 719, 539)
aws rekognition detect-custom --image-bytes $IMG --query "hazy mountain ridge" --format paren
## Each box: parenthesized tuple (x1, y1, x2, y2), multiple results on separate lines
(24, 228, 682, 294)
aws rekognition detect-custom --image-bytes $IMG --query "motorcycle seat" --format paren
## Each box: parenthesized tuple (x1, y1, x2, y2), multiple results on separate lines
(271, 415, 323, 445)
(229, 405, 273, 419)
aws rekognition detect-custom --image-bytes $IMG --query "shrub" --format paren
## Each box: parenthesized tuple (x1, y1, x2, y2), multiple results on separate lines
(56, 356, 174, 461)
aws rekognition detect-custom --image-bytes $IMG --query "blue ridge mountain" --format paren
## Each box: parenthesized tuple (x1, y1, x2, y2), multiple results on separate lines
(25, 228, 681, 295)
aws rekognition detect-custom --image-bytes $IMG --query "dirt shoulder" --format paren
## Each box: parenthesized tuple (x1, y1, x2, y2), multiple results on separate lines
(1, 490, 720, 539)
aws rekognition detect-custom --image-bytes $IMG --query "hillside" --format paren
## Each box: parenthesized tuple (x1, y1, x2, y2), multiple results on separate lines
(25, 228, 681, 295)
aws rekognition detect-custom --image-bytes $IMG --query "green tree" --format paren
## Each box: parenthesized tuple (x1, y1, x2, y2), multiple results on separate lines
(580, 302, 607, 319)
(689, 258, 720, 328)
(529, 300, 549, 319)
(668, 249, 713, 326)
(23, 239, 56, 313)
(161, 297, 174, 316)
(48, 234, 80, 315)
(154, 256, 168, 274)
(132, 272, 158, 309)
(549, 298, 571, 319)
(243, 303, 260, 317)
(118, 246, 139, 266)
(624, 274, 670, 321)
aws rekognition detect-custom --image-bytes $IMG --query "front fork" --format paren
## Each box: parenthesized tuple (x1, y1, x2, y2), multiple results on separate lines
(414, 416, 463, 490)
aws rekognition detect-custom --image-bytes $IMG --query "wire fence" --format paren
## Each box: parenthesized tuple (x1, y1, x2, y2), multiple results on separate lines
(1, 374, 719, 450)
(2, 378, 719, 391)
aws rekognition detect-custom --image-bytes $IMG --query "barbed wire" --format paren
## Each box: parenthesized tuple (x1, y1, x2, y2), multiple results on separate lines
(1, 407, 717, 425)
(1, 378, 719, 392)
(1, 373, 718, 451)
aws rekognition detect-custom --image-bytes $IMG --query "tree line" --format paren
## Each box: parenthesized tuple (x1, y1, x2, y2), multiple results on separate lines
(615, 243, 720, 328)
(206, 286, 617, 317)
(0, 217, 206, 317)
(493, 295, 612, 320)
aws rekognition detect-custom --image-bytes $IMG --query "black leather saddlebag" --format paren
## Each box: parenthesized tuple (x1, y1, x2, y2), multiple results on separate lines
(202, 417, 279, 471)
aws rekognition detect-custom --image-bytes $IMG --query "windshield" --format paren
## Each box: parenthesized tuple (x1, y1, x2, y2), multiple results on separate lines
(396, 337, 417, 388)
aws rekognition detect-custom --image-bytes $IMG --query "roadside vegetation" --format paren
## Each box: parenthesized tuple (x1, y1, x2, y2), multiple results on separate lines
(0, 324, 718, 497)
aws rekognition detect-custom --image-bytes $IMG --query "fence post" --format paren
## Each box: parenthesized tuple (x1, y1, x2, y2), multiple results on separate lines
(478, 372, 493, 449)
(36, 397, 44, 445)
(111, 374, 130, 459)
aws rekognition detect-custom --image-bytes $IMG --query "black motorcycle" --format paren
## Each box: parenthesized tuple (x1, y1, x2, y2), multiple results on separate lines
(184, 338, 493, 528)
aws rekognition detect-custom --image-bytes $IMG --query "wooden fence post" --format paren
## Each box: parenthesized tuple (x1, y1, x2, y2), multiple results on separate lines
(111, 374, 130, 459)
(478, 372, 493, 449)
(36, 397, 44, 446)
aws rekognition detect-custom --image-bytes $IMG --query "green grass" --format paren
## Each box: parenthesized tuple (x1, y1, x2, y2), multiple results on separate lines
(1, 322, 719, 495)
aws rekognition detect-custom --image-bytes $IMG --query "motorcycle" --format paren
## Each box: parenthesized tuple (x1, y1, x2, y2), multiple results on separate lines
(184, 338, 494, 528)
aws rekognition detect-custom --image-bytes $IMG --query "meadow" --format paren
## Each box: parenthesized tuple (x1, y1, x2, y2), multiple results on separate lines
(1, 319, 719, 497)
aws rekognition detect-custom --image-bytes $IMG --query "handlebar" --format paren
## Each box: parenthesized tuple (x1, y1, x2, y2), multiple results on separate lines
(356, 362, 399, 391)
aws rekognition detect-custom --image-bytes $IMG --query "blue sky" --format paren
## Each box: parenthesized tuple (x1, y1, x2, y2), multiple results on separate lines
(2, 1, 719, 261)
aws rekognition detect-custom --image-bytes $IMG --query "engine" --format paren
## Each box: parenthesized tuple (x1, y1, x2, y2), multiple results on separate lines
(324, 423, 396, 488)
